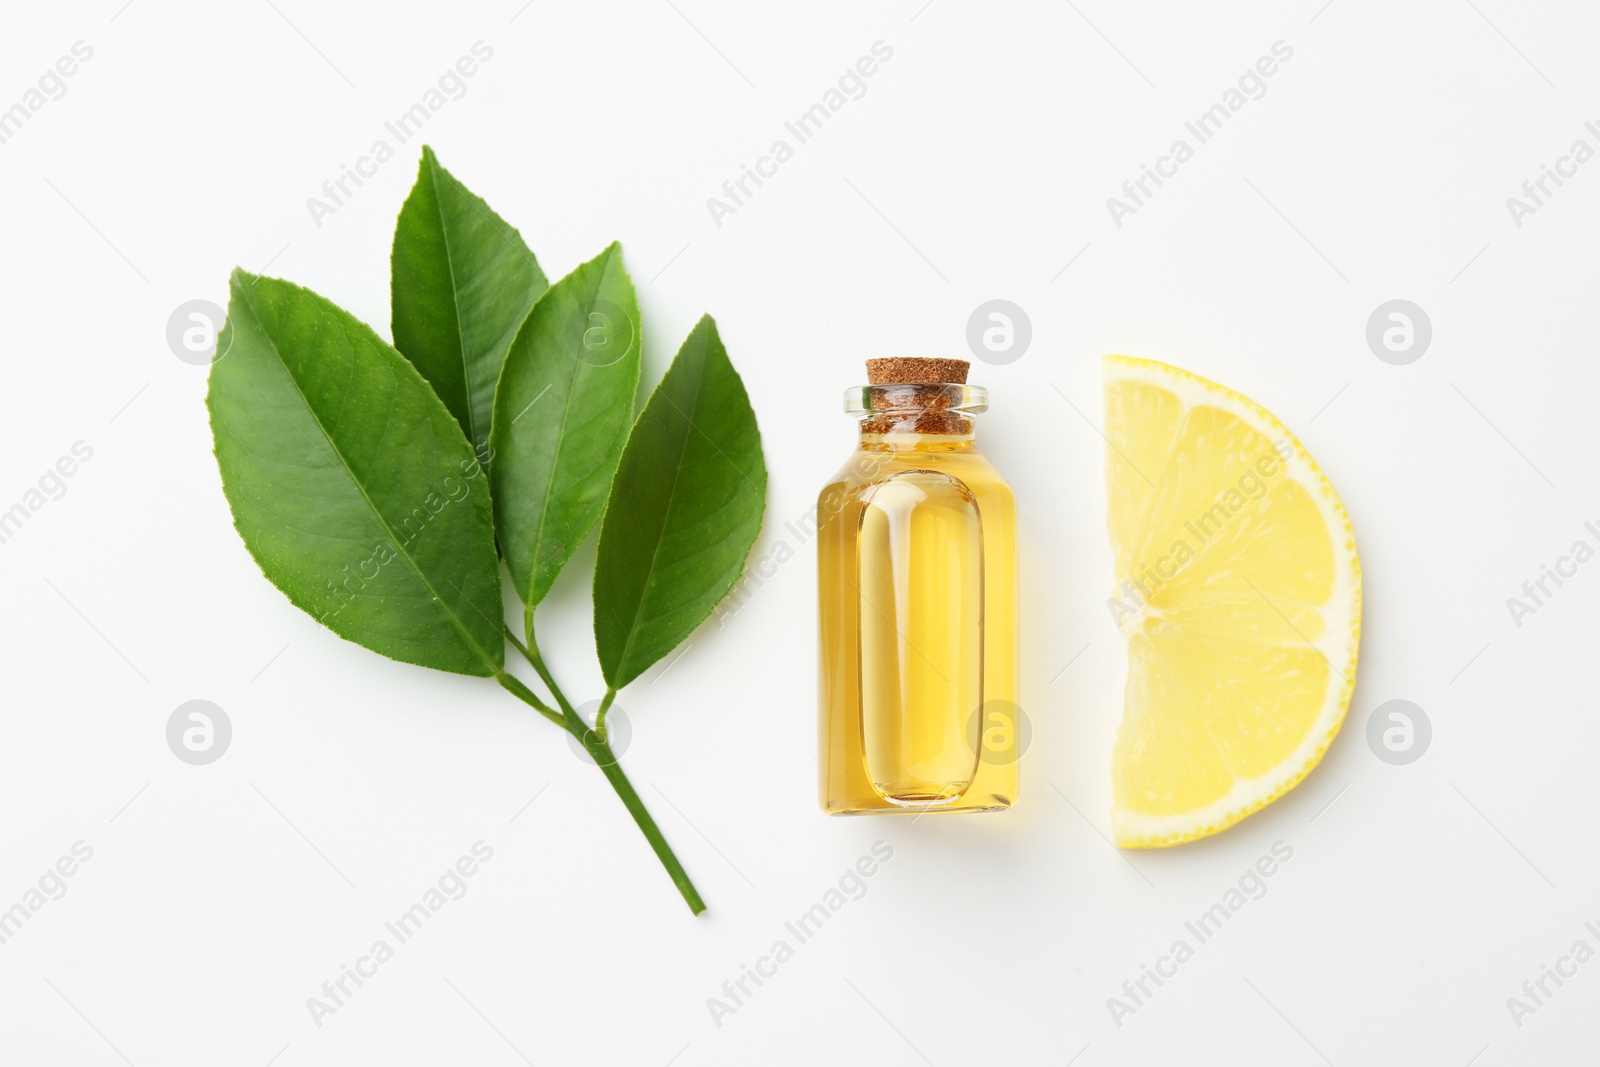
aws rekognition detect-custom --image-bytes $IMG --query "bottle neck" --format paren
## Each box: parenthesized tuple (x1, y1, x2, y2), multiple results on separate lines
(857, 414, 977, 451)
(845, 382, 987, 450)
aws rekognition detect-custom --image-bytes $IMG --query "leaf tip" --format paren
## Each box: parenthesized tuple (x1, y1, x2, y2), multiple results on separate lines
(228, 267, 258, 295)
(682, 313, 724, 360)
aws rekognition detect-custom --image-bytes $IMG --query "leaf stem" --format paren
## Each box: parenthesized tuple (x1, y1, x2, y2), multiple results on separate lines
(494, 671, 564, 728)
(502, 625, 545, 692)
(595, 688, 617, 743)
(512, 625, 579, 720)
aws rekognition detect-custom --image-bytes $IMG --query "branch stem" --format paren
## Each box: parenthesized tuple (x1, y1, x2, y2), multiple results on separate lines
(580, 729, 706, 916)
(501, 621, 705, 915)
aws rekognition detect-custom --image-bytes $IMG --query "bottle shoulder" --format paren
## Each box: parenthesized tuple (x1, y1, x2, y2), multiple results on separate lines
(820, 446, 1014, 496)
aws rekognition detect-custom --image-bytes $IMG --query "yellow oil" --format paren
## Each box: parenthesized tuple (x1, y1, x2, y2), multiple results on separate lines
(818, 431, 1018, 814)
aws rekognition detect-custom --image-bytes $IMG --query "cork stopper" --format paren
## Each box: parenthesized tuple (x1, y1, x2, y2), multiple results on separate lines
(857, 359, 976, 436)
(866, 357, 969, 385)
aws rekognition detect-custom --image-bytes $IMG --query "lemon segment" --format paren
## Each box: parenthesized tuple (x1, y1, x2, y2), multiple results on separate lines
(1103, 356, 1360, 848)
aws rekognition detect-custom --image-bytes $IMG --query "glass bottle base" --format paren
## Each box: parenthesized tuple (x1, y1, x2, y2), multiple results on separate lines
(821, 792, 1014, 816)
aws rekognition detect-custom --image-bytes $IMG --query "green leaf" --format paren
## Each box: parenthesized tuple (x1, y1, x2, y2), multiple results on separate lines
(593, 315, 766, 690)
(208, 270, 505, 677)
(490, 242, 641, 615)
(391, 145, 547, 465)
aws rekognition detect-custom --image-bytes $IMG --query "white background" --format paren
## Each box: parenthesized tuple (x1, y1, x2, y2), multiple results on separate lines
(2, 1, 1597, 1063)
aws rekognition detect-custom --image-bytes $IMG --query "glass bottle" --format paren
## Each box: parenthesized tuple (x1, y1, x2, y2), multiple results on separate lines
(818, 358, 1019, 814)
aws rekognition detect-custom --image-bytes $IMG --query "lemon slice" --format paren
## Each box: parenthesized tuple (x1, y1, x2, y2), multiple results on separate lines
(1102, 356, 1361, 848)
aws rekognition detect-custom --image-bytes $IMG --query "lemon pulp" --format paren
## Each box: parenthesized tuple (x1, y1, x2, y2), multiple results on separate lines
(1103, 356, 1361, 848)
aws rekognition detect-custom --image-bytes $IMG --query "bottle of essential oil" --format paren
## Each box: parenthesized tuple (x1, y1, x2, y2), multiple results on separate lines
(818, 358, 1019, 814)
